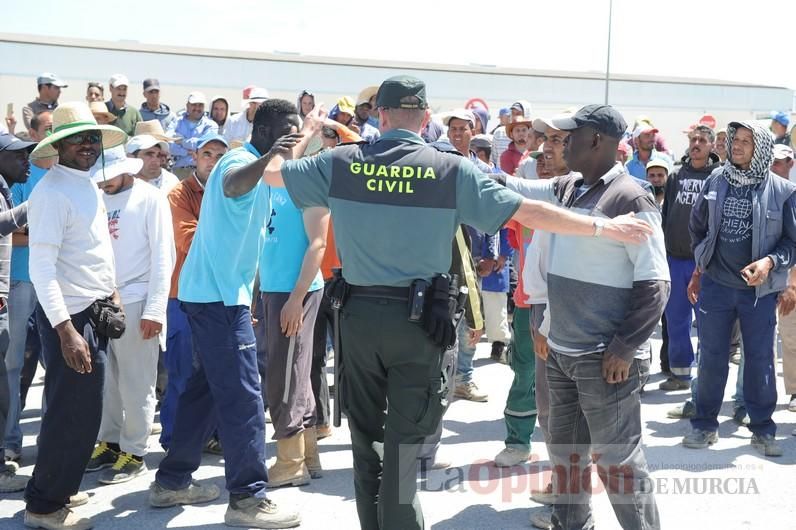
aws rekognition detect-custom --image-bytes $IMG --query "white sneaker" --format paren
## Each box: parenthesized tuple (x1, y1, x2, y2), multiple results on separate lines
(225, 497, 301, 529)
(493, 446, 530, 467)
(454, 381, 488, 402)
(24, 507, 93, 530)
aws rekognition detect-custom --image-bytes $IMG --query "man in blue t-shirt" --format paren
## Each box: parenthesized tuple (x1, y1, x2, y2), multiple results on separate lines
(258, 186, 328, 487)
(150, 100, 305, 529)
(4, 111, 51, 461)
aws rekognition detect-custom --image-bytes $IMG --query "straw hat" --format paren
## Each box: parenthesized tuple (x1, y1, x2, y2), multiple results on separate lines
(356, 86, 379, 106)
(89, 101, 117, 123)
(134, 119, 180, 142)
(31, 102, 127, 160)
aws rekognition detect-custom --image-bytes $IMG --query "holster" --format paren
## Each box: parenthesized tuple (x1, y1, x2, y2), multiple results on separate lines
(328, 269, 349, 428)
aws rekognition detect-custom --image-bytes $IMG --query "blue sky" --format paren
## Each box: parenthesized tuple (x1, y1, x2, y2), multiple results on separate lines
(4, 0, 795, 90)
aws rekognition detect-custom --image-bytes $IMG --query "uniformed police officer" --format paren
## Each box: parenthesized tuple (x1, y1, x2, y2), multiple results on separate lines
(260, 75, 653, 530)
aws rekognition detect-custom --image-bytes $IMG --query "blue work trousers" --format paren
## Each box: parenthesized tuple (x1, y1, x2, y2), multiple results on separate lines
(155, 301, 268, 498)
(691, 276, 778, 437)
(664, 256, 697, 380)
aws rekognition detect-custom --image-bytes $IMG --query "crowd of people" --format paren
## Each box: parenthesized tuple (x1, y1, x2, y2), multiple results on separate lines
(0, 70, 794, 530)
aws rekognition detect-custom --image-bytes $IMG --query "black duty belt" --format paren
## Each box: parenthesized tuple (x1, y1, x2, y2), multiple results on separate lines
(348, 285, 410, 301)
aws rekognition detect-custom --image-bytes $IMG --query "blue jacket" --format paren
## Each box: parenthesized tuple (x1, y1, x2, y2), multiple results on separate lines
(481, 228, 513, 293)
(690, 169, 796, 298)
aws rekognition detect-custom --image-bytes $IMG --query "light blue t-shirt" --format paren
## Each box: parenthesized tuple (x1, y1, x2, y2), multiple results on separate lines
(10, 164, 47, 282)
(178, 143, 271, 306)
(258, 187, 323, 293)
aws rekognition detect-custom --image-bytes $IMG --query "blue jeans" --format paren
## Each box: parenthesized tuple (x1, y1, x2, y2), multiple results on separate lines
(25, 304, 107, 514)
(691, 276, 777, 437)
(155, 302, 268, 499)
(546, 351, 659, 530)
(159, 298, 201, 449)
(664, 257, 697, 380)
(454, 324, 476, 383)
(3, 280, 38, 452)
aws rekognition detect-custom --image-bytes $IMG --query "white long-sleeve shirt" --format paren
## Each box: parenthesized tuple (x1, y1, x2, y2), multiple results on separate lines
(222, 111, 254, 144)
(28, 164, 116, 326)
(102, 179, 174, 326)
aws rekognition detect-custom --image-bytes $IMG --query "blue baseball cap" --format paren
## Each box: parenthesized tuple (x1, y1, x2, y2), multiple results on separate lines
(499, 107, 511, 117)
(197, 134, 229, 150)
(772, 111, 790, 128)
(0, 133, 36, 153)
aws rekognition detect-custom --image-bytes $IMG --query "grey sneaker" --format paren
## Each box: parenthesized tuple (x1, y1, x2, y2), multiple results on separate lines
(149, 480, 221, 508)
(667, 400, 696, 419)
(454, 381, 488, 402)
(98, 453, 146, 485)
(494, 446, 530, 467)
(0, 463, 28, 493)
(682, 429, 718, 449)
(23, 507, 93, 530)
(85, 442, 119, 473)
(529, 505, 554, 530)
(751, 434, 783, 457)
(658, 377, 690, 391)
(788, 394, 796, 412)
(225, 496, 301, 529)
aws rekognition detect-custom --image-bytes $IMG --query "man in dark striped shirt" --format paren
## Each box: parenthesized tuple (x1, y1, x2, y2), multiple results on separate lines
(0, 133, 34, 493)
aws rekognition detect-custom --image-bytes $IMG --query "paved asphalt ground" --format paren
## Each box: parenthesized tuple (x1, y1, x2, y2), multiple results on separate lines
(2, 329, 796, 529)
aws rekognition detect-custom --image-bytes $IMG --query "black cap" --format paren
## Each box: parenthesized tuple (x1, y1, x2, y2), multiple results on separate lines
(375, 75, 428, 110)
(0, 133, 36, 153)
(143, 78, 160, 92)
(550, 104, 628, 139)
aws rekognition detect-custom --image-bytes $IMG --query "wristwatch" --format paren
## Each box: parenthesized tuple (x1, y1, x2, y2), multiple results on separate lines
(592, 218, 605, 238)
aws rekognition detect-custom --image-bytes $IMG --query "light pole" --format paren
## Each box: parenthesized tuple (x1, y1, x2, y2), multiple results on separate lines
(604, 0, 613, 105)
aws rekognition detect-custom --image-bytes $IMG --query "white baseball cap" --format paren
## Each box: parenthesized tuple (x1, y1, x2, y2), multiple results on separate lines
(90, 145, 143, 183)
(442, 109, 475, 127)
(125, 134, 169, 155)
(187, 91, 208, 105)
(633, 124, 659, 138)
(109, 74, 130, 88)
(774, 144, 794, 160)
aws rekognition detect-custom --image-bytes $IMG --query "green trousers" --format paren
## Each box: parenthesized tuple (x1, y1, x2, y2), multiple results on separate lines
(341, 296, 446, 530)
(503, 306, 537, 450)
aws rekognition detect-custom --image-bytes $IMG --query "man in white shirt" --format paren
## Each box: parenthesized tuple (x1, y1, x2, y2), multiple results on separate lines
(24, 102, 127, 530)
(127, 134, 180, 194)
(223, 87, 268, 145)
(85, 146, 174, 486)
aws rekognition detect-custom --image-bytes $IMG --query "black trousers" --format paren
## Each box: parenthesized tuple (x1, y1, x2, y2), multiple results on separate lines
(310, 285, 333, 427)
(25, 304, 107, 514)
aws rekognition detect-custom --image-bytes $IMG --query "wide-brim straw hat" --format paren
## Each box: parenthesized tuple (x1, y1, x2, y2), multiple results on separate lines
(89, 101, 117, 124)
(134, 119, 181, 142)
(31, 102, 127, 160)
(506, 117, 534, 138)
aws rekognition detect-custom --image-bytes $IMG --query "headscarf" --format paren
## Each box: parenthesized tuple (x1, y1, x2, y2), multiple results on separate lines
(297, 90, 315, 120)
(723, 121, 774, 188)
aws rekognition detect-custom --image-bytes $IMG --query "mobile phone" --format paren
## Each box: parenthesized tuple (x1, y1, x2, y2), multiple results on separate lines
(6, 103, 12, 118)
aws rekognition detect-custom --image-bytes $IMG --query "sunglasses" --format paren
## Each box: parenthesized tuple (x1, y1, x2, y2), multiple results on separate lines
(63, 132, 102, 145)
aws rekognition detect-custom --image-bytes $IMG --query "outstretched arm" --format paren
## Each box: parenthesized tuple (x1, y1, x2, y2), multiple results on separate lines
(511, 199, 653, 244)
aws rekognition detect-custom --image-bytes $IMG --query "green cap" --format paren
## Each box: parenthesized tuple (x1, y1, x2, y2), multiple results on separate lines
(375, 75, 428, 110)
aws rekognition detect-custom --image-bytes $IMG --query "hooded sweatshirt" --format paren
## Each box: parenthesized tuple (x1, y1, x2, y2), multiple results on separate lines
(140, 102, 177, 134)
(661, 152, 720, 258)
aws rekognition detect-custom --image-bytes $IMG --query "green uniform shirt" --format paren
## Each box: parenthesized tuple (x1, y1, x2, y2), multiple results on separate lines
(106, 101, 143, 137)
(282, 129, 523, 287)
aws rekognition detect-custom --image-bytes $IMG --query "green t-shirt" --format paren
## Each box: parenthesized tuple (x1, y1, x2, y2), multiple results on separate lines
(106, 101, 142, 137)
(282, 129, 522, 287)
